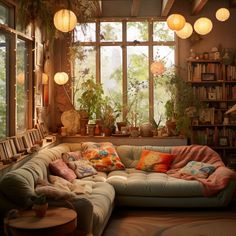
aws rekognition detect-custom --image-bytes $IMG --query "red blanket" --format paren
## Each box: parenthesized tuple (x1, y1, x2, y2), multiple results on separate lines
(167, 145, 236, 196)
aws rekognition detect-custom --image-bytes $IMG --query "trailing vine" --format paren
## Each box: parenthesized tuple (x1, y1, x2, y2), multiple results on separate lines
(17, 0, 98, 41)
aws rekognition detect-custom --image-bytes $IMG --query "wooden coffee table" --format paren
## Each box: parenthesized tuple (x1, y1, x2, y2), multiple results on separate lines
(4, 207, 77, 236)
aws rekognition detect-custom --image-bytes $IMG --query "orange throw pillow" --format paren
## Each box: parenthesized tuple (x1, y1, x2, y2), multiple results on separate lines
(136, 150, 175, 173)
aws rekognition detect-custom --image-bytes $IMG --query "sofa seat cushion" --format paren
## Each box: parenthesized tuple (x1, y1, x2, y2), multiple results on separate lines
(75, 181, 115, 236)
(106, 168, 204, 197)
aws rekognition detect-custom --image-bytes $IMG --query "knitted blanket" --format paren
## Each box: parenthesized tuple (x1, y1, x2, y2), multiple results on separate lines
(167, 145, 236, 196)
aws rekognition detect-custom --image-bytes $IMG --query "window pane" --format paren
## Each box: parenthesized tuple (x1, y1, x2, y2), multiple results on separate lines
(16, 38, 28, 133)
(153, 21, 175, 41)
(75, 23, 96, 42)
(153, 46, 175, 126)
(101, 46, 122, 115)
(100, 22, 122, 42)
(0, 3, 9, 26)
(0, 34, 7, 138)
(127, 22, 148, 42)
(74, 46, 96, 109)
(127, 46, 149, 126)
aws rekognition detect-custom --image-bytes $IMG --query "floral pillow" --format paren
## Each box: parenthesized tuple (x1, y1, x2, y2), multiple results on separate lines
(67, 160, 98, 179)
(136, 149, 175, 173)
(49, 159, 77, 181)
(179, 161, 216, 179)
(62, 151, 82, 163)
(81, 142, 125, 172)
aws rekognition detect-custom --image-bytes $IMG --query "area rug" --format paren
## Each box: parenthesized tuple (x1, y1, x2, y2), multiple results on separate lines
(103, 203, 236, 236)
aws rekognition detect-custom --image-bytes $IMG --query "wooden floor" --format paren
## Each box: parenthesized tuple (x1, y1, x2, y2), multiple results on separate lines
(102, 202, 236, 236)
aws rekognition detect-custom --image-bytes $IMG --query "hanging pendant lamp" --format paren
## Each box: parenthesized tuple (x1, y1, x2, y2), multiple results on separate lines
(53, 9, 77, 33)
(194, 17, 213, 35)
(167, 14, 186, 31)
(176, 22, 193, 39)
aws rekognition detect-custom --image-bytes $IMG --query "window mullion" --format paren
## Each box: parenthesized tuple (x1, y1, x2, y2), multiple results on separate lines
(122, 20, 127, 121)
(149, 20, 154, 122)
(96, 21, 100, 84)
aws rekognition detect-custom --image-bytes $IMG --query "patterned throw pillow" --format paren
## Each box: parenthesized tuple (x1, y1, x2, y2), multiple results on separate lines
(67, 160, 98, 179)
(81, 142, 125, 172)
(49, 159, 77, 181)
(62, 151, 82, 163)
(136, 149, 175, 173)
(179, 161, 216, 178)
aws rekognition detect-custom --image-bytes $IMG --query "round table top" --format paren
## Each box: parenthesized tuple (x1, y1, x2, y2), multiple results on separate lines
(7, 207, 77, 230)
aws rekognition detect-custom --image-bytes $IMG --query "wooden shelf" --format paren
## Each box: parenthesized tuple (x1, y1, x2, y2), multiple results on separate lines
(0, 135, 58, 177)
(59, 135, 188, 146)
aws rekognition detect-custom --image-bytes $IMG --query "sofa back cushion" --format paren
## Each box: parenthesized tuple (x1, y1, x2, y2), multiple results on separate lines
(0, 144, 71, 207)
(116, 145, 172, 168)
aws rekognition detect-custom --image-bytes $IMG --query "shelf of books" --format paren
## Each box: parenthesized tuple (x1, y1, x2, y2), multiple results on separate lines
(187, 59, 236, 165)
(0, 122, 57, 174)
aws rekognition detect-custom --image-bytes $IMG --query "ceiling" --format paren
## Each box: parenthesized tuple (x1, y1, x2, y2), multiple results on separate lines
(94, 0, 233, 18)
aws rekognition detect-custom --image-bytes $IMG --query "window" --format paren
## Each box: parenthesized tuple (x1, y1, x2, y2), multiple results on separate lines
(0, 33, 8, 138)
(74, 20, 175, 126)
(0, 2, 33, 139)
(16, 38, 29, 133)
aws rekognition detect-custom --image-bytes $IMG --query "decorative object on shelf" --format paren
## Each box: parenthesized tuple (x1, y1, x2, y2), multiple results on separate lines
(61, 109, 80, 135)
(53, 9, 77, 32)
(130, 126, 140, 137)
(31, 194, 48, 217)
(194, 17, 213, 35)
(61, 126, 67, 136)
(166, 14, 186, 31)
(140, 123, 153, 137)
(215, 8, 230, 22)
(175, 22, 193, 39)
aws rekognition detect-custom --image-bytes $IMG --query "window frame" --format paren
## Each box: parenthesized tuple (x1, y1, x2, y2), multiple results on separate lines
(74, 17, 177, 122)
(0, 1, 34, 138)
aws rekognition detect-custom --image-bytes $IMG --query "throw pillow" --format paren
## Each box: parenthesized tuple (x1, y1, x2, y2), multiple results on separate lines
(179, 161, 216, 178)
(81, 142, 125, 172)
(67, 160, 97, 179)
(136, 149, 175, 173)
(62, 151, 83, 163)
(49, 159, 77, 181)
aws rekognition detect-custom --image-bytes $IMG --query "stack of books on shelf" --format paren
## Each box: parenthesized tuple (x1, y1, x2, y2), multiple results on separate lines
(0, 122, 52, 165)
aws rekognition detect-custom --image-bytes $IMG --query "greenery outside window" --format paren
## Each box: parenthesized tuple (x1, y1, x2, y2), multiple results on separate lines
(74, 19, 176, 126)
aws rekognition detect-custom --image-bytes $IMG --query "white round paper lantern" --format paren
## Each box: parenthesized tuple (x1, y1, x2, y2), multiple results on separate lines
(150, 61, 165, 76)
(167, 14, 186, 31)
(216, 8, 230, 22)
(176, 22, 193, 39)
(194, 17, 213, 35)
(53, 9, 77, 33)
(54, 72, 69, 85)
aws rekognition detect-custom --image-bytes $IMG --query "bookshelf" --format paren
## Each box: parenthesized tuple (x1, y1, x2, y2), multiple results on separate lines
(187, 59, 236, 164)
(0, 122, 58, 177)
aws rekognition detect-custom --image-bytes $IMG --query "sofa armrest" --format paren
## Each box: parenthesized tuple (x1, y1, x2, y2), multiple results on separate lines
(48, 197, 93, 234)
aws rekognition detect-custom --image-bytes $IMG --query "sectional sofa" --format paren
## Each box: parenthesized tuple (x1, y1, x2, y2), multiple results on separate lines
(0, 142, 236, 236)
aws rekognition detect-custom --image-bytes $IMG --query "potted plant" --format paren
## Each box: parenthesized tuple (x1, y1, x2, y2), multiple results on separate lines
(101, 97, 117, 136)
(77, 78, 104, 135)
(31, 194, 48, 217)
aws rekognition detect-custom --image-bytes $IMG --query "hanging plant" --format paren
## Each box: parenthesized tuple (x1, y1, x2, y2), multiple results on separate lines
(17, 0, 98, 41)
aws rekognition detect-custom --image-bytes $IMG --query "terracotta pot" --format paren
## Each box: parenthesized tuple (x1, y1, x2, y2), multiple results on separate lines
(104, 128, 112, 137)
(117, 121, 127, 131)
(32, 203, 48, 217)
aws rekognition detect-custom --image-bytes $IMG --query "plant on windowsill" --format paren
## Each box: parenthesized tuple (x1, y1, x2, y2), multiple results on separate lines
(100, 97, 118, 136)
(31, 194, 48, 217)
